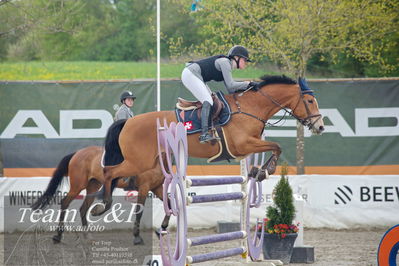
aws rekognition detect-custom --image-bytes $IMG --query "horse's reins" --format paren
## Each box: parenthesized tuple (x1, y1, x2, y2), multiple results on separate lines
(231, 86, 322, 130)
(259, 89, 322, 130)
(231, 93, 268, 124)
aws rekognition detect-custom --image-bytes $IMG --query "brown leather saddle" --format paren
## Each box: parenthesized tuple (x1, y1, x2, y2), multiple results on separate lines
(176, 93, 224, 121)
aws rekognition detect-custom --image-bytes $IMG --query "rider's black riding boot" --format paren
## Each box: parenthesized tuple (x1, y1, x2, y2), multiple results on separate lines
(199, 101, 219, 143)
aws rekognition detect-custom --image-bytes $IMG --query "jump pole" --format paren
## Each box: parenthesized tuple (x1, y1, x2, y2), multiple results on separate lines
(157, 120, 283, 266)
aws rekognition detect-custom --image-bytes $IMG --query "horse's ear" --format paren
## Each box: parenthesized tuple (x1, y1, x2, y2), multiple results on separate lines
(298, 77, 314, 96)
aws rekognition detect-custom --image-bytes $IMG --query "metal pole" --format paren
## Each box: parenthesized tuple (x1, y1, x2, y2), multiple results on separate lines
(156, 0, 161, 111)
(240, 159, 249, 262)
(296, 121, 305, 174)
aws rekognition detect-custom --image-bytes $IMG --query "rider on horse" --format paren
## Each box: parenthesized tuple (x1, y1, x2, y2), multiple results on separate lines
(114, 91, 136, 121)
(181, 45, 255, 143)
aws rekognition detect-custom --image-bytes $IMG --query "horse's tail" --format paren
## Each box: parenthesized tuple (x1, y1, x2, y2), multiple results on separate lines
(103, 119, 127, 166)
(31, 152, 75, 210)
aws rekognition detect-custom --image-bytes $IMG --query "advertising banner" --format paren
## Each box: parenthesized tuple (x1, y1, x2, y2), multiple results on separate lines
(1, 79, 398, 175)
(1, 175, 397, 231)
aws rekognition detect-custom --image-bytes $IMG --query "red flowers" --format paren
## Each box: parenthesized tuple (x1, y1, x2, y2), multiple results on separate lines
(258, 218, 299, 239)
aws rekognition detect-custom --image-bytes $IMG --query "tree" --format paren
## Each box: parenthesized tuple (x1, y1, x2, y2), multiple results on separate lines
(0, 0, 157, 61)
(171, 0, 398, 76)
(266, 164, 295, 229)
(0, 0, 91, 60)
(169, 0, 398, 173)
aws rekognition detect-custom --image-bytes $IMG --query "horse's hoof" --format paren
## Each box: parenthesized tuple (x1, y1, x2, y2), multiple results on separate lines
(90, 204, 106, 216)
(264, 154, 277, 175)
(154, 228, 162, 239)
(52, 235, 61, 244)
(266, 159, 277, 175)
(249, 167, 259, 178)
(255, 169, 268, 182)
(133, 236, 144, 245)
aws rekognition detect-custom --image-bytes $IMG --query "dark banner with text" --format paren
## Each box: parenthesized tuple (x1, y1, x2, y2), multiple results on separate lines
(1, 79, 398, 175)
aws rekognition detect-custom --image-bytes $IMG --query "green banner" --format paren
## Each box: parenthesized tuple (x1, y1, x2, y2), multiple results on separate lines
(1, 79, 398, 172)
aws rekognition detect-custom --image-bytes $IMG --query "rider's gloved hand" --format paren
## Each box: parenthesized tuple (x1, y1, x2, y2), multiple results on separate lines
(247, 81, 259, 91)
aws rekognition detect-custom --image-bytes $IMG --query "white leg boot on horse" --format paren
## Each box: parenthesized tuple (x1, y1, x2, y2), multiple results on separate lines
(249, 154, 278, 181)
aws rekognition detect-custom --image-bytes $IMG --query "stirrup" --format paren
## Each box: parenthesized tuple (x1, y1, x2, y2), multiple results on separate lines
(199, 133, 220, 144)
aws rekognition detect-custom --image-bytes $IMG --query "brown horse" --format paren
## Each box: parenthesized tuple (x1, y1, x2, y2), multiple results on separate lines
(95, 75, 325, 243)
(31, 146, 145, 243)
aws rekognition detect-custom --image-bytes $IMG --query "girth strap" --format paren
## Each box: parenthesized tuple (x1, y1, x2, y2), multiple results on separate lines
(207, 126, 236, 163)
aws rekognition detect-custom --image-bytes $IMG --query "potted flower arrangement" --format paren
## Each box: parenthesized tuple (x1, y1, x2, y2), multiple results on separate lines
(260, 164, 299, 264)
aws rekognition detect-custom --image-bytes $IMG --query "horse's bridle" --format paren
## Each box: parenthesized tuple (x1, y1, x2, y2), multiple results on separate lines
(232, 87, 322, 130)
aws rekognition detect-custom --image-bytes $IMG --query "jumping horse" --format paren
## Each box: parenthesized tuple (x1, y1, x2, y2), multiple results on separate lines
(31, 146, 140, 243)
(94, 75, 325, 245)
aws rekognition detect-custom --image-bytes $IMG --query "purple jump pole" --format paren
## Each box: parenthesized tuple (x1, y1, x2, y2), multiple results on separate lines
(188, 176, 245, 186)
(157, 120, 188, 266)
(187, 247, 246, 264)
(188, 231, 246, 246)
(188, 192, 245, 204)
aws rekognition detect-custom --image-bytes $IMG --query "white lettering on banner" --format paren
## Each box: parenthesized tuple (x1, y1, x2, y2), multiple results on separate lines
(1, 108, 399, 138)
(0, 110, 113, 139)
(355, 108, 399, 136)
(318, 109, 355, 137)
(266, 108, 357, 137)
(59, 110, 113, 138)
(0, 110, 59, 138)
(265, 108, 399, 137)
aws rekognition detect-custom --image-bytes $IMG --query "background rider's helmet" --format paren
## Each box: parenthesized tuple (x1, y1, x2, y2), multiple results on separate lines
(227, 45, 252, 62)
(120, 91, 136, 103)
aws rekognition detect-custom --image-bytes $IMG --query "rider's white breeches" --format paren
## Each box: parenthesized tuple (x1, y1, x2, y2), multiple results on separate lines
(181, 68, 213, 105)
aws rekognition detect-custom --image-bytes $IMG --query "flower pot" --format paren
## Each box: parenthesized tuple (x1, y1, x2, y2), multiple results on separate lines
(261, 233, 298, 264)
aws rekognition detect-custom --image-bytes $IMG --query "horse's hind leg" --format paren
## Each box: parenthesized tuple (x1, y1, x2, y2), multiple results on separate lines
(131, 164, 164, 245)
(80, 179, 102, 239)
(53, 169, 86, 243)
(92, 160, 139, 216)
(53, 190, 81, 243)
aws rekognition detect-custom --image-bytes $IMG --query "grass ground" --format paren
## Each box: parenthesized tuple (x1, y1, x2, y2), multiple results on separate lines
(0, 61, 275, 81)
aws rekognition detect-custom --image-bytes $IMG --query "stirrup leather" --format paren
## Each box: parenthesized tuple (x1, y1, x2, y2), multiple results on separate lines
(199, 132, 220, 143)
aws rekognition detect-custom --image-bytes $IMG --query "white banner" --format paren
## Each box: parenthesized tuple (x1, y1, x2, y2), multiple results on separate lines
(285, 175, 399, 228)
(1, 175, 398, 232)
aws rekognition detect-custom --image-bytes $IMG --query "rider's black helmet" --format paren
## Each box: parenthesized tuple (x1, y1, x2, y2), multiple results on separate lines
(120, 91, 136, 103)
(227, 45, 252, 62)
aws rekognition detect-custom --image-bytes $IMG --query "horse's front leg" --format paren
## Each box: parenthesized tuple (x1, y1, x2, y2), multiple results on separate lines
(240, 137, 281, 179)
(132, 188, 149, 245)
(152, 184, 171, 239)
(103, 178, 114, 207)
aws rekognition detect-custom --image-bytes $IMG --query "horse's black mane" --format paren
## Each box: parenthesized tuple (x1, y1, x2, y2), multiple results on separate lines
(258, 75, 296, 87)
